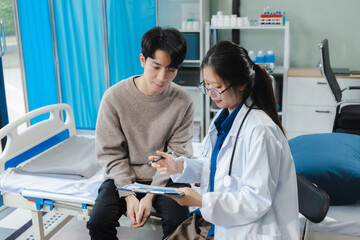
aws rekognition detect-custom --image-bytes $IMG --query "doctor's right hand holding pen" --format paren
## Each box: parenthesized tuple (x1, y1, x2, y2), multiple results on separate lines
(149, 151, 203, 208)
(149, 151, 183, 175)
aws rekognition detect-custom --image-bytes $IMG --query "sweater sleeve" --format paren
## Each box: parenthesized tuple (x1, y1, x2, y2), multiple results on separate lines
(95, 95, 135, 197)
(151, 98, 194, 187)
(167, 100, 194, 158)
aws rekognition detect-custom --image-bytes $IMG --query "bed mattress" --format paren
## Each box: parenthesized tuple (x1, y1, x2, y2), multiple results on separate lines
(0, 141, 202, 204)
(300, 201, 360, 237)
(0, 167, 104, 203)
(0, 134, 104, 203)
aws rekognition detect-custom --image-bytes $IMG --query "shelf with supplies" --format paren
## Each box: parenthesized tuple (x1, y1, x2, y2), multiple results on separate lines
(157, 0, 209, 64)
(157, 0, 210, 141)
(210, 25, 287, 30)
(204, 21, 290, 133)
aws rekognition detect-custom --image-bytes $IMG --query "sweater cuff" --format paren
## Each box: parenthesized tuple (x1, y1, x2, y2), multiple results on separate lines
(118, 190, 135, 198)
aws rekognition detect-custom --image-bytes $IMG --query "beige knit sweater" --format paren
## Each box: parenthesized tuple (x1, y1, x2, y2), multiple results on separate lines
(95, 76, 194, 197)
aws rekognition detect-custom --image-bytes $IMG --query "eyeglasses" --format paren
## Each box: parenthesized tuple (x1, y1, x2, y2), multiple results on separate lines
(197, 81, 233, 99)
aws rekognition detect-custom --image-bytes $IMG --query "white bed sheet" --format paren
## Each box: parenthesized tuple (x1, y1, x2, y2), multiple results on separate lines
(0, 167, 104, 202)
(0, 134, 104, 203)
(0, 141, 202, 204)
(300, 201, 360, 237)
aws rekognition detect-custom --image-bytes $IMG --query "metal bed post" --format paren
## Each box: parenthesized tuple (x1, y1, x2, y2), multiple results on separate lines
(101, 0, 110, 89)
(12, 0, 29, 122)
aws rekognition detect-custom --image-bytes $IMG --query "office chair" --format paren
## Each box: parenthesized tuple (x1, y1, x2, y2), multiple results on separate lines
(297, 173, 330, 240)
(319, 39, 360, 135)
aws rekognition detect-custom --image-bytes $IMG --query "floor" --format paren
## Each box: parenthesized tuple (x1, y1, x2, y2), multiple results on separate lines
(0, 206, 163, 240)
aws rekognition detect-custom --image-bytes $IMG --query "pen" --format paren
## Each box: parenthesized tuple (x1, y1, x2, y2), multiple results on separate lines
(149, 152, 173, 164)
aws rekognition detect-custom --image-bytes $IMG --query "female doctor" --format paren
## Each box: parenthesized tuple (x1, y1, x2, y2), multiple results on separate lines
(150, 41, 300, 240)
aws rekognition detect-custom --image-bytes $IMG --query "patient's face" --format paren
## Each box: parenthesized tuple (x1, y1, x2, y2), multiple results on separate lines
(139, 50, 177, 96)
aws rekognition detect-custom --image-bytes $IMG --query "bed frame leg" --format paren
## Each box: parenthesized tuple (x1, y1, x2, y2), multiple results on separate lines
(302, 219, 309, 240)
(31, 210, 45, 240)
(30, 210, 73, 240)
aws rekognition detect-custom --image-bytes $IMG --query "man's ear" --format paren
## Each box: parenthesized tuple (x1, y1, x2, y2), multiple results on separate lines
(140, 53, 146, 68)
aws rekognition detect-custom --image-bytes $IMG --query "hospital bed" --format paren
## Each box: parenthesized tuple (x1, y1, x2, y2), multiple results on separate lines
(299, 202, 360, 240)
(0, 104, 104, 240)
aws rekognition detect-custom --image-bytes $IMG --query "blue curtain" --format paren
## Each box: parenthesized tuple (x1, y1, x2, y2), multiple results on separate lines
(17, 0, 58, 113)
(17, 0, 156, 129)
(106, 0, 156, 85)
(53, 0, 107, 130)
(0, 57, 8, 128)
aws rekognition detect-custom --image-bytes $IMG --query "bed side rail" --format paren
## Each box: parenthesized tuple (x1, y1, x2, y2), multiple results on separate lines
(0, 104, 76, 172)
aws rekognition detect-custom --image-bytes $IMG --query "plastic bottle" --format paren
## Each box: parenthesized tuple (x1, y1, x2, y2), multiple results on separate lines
(217, 15, 224, 27)
(256, 50, 265, 64)
(211, 15, 217, 27)
(224, 15, 230, 27)
(248, 50, 257, 62)
(230, 15, 237, 27)
(282, 11, 286, 25)
(265, 50, 275, 72)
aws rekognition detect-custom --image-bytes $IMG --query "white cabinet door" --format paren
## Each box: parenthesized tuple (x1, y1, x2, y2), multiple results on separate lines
(337, 78, 360, 101)
(287, 77, 334, 106)
(286, 105, 335, 133)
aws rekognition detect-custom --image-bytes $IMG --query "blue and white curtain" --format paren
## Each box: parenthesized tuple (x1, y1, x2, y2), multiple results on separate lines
(17, 0, 59, 114)
(106, 0, 156, 85)
(17, 0, 156, 129)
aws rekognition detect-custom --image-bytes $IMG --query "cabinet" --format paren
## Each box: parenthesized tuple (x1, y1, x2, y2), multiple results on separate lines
(284, 68, 360, 139)
(204, 21, 290, 133)
(157, 0, 210, 141)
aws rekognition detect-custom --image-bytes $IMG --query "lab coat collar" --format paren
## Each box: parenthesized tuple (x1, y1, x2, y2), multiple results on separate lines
(215, 103, 243, 136)
(228, 99, 255, 137)
(208, 102, 249, 154)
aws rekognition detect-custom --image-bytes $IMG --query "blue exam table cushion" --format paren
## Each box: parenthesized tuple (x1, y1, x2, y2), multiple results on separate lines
(289, 133, 360, 205)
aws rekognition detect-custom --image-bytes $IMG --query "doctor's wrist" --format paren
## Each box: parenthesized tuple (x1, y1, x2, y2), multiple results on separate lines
(175, 158, 185, 174)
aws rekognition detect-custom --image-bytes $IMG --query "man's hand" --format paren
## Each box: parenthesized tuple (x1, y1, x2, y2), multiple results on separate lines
(168, 187, 202, 207)
(134, 194, 154, 228)
(125, 194, 140, 227)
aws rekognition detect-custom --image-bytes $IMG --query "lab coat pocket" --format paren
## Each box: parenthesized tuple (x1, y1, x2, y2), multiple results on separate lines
(247, 234, 281, 240)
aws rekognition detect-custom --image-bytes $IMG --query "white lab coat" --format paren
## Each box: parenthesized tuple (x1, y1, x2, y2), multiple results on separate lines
(172, 104, 300, 240)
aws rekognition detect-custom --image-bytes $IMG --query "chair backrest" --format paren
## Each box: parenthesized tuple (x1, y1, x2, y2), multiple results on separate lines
(319, 39, 342, 103)
(297, 173, 330, 223)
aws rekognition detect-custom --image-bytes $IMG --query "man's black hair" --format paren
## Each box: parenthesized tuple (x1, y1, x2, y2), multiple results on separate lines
(141, 27, 187, 69)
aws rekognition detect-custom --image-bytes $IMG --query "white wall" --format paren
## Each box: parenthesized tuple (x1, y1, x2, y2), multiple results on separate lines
(211, 0, 360, 69)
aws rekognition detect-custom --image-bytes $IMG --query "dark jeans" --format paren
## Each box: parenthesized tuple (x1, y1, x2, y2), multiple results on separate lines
(86, 179, 190, 240)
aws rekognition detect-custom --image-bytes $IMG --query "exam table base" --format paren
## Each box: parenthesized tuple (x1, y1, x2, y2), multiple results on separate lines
(1, 192, 92, 240)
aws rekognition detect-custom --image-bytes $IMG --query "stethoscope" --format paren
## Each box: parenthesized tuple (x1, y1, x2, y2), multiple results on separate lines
(223, 104, 254, 187)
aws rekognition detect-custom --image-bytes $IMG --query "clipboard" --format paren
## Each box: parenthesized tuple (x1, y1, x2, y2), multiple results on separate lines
(117, 183, 184, 197)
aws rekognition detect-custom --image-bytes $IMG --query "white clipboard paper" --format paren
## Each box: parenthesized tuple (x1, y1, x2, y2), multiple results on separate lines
(117, 183, 184, 197)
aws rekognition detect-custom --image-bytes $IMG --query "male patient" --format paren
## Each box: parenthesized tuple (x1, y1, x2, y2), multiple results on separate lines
(86, 26, 194, 239)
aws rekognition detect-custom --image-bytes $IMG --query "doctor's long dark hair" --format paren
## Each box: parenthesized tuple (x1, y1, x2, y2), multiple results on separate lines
(201, 41, 284, 134)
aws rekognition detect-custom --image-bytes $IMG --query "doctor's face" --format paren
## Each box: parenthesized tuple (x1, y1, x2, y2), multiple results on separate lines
(202, 66, 243, 113)
(140, 49, 178, 96)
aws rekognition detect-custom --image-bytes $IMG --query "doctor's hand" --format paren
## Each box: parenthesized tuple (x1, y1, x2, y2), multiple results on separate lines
(135, 194, 154, 228)
(168, 187, 202, 207)
(125, 195, 141, 228)
(149, 151, 184, 175)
